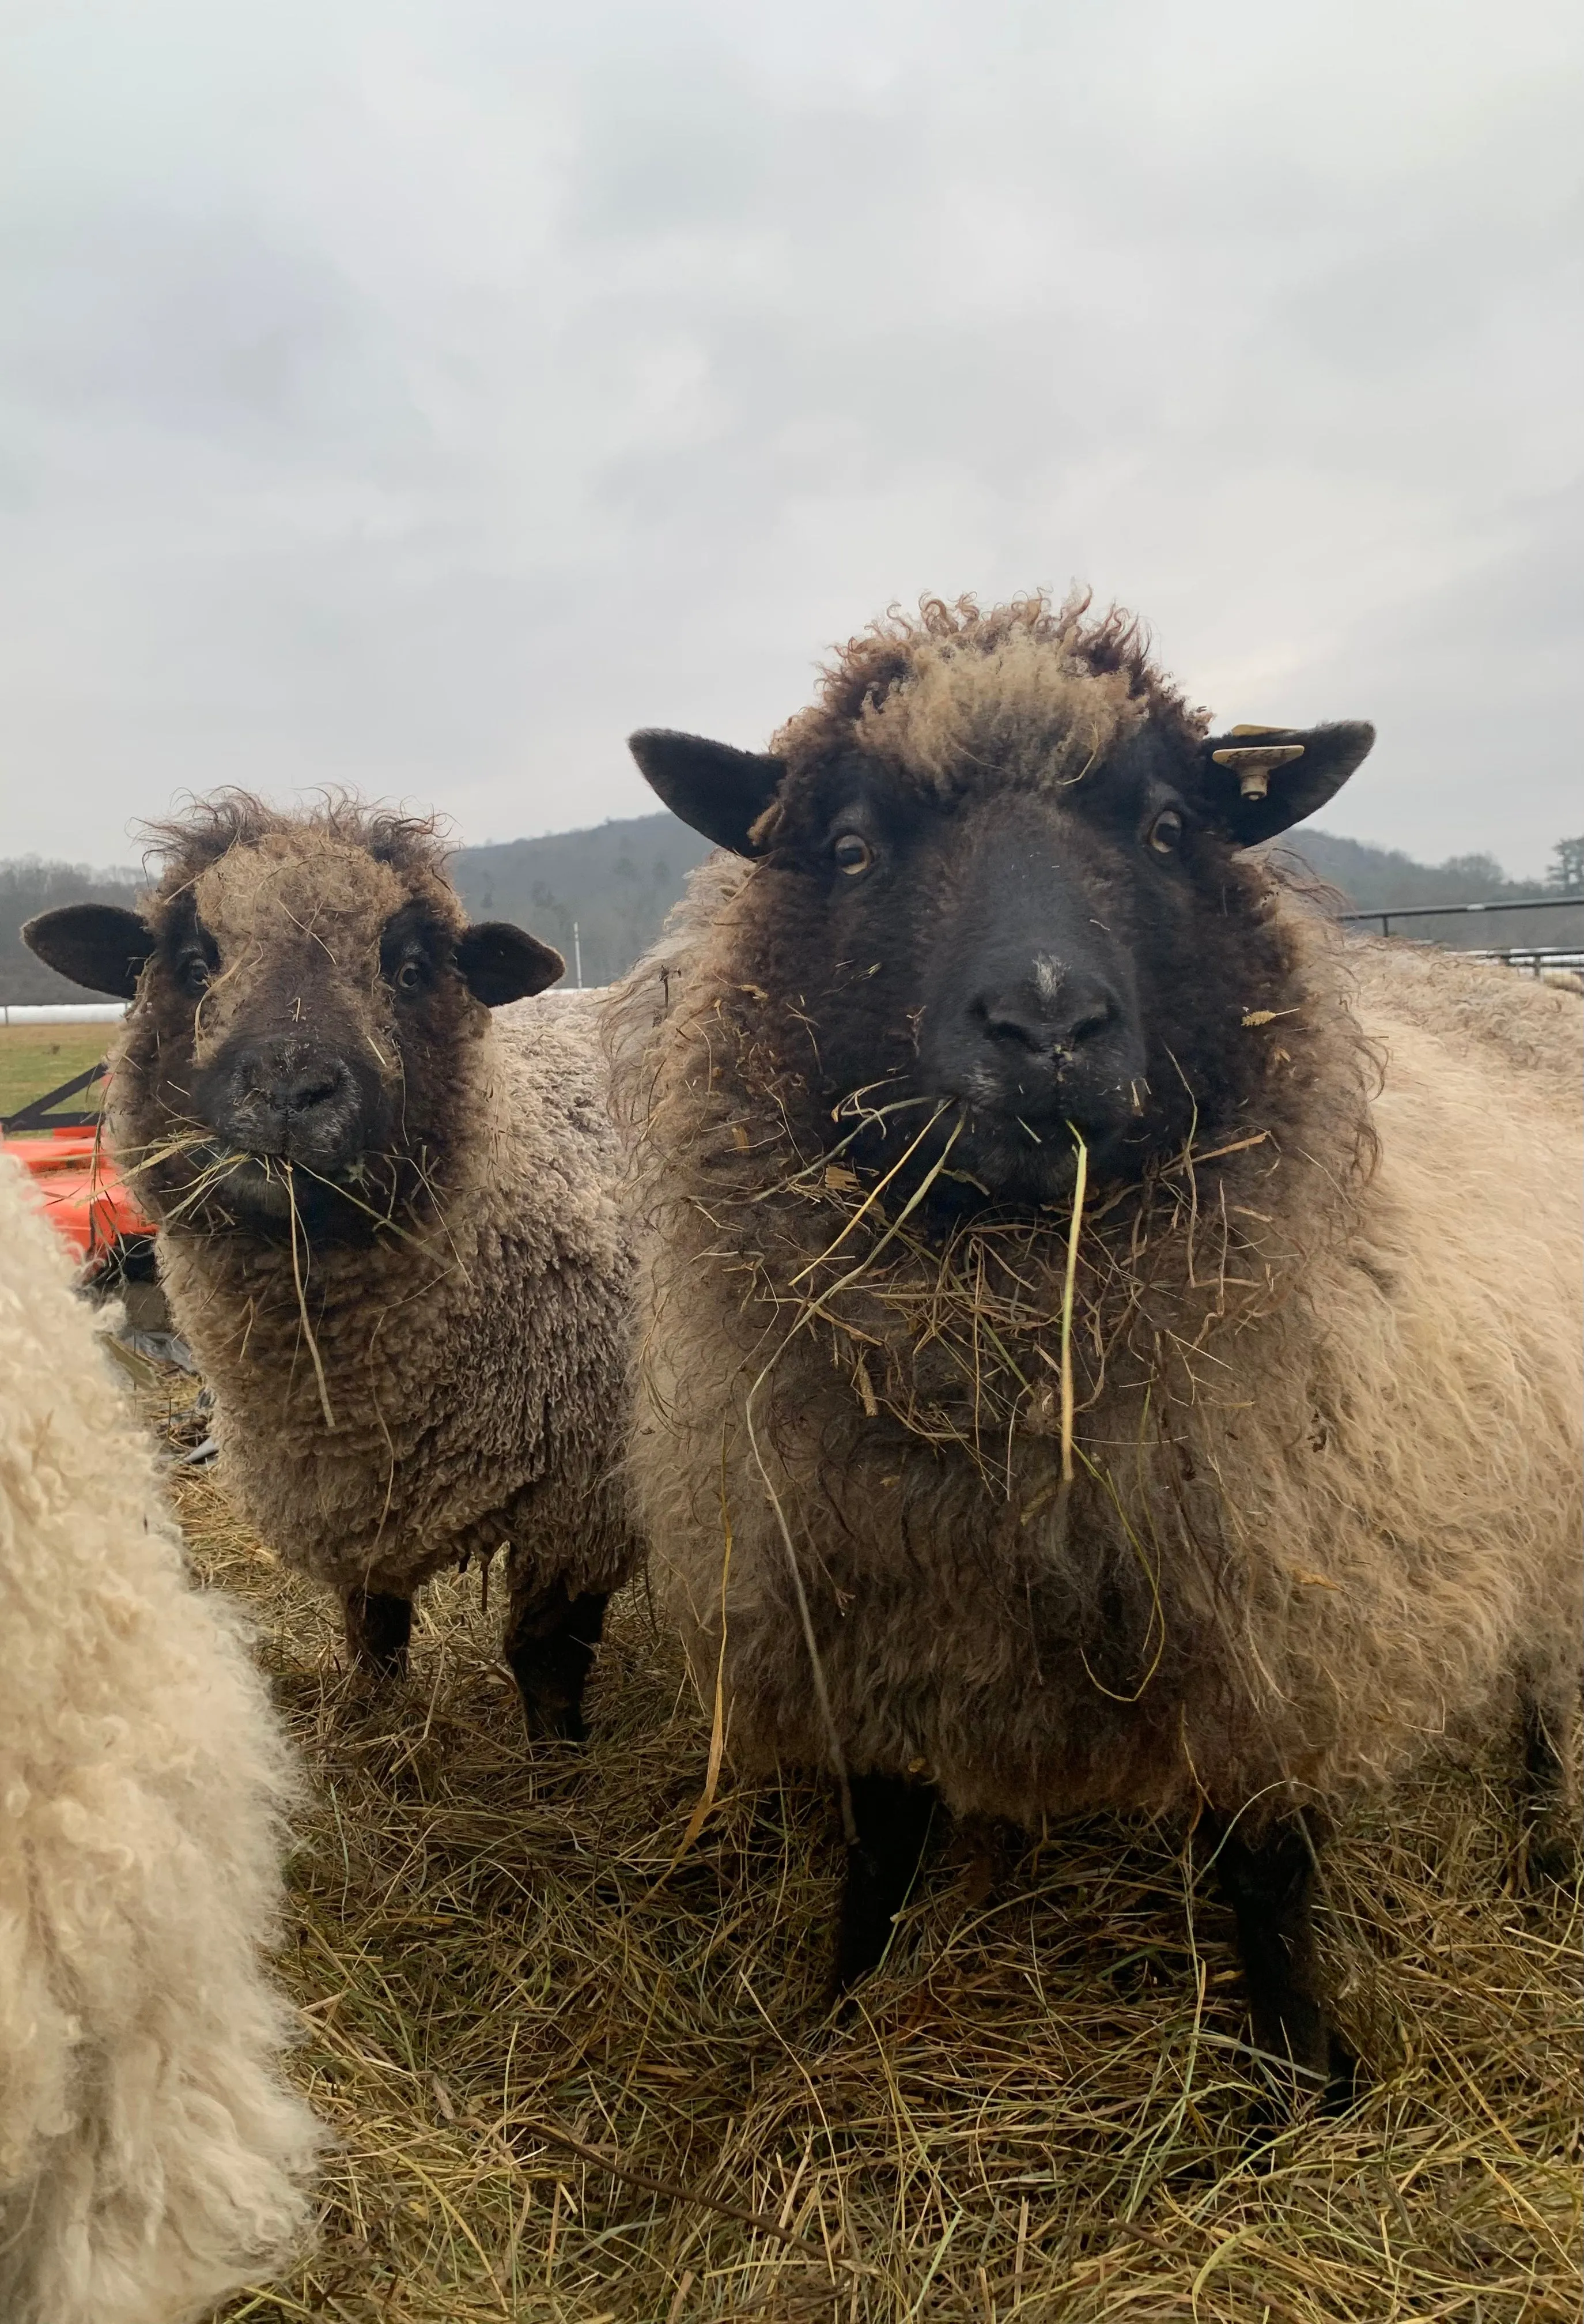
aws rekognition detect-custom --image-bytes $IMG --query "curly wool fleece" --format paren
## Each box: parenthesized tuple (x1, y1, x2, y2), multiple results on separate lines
(0, 1149, 320, 2324)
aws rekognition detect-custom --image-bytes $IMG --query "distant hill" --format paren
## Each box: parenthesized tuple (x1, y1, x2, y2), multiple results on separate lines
(460, 814, 1584, 971)
(1270, 831, 1583, 951)
(2, 814, 1579, 999)
(0, 815, 717, 1001)
(0, 858, 145, 1003)
(451, 814, 714, 988)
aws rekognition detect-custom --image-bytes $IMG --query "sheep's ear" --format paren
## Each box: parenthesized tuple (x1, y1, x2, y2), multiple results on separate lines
(456, 922, 564, 1004)
(23, 904, 153, 999)
(628, 729, 785, 857)
(1197, 720, 1375, 847)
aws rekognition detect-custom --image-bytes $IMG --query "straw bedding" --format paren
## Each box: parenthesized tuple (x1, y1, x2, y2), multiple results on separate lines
(124, 1390, 1578, 2324)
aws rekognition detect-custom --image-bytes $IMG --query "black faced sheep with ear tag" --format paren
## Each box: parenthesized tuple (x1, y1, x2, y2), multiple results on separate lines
(28, 793, 641, 1740)
(606, 588, 1582, 2103)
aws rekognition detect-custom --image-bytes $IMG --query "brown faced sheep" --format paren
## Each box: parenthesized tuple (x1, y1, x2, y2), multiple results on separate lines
(26, 796, 640, 1737)
(610, 593, 1583, 2097)
(0, 1146, 320, 2324)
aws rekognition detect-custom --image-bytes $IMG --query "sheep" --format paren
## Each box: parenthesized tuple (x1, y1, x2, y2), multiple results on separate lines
(0, 1145, 320, 2324)
(25, 795, 640, 1737)
(609, 592, 1583, 2096)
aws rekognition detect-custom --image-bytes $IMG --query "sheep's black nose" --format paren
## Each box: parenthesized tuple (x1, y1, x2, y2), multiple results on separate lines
(971, 971, 1120, 1059)
(224, 1039, 360, 1160)
(274, 1057, 349, 1116)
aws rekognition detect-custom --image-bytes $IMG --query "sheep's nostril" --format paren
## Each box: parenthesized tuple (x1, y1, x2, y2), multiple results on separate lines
(1067, 1002, 1114, 1046)
(284, 1072, 342, 1114)
(982, 1008, 1044, 1054)
(971, 984, 1118, 1058)
(267, 1056, 352, 1116)
(240, 1052, 351, 1122)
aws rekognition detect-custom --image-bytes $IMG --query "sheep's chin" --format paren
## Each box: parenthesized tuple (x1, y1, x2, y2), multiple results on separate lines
(178, 1147, 369, 1237)
(209, 1155, 295, 1222)
(908, 1111, 1144, 1214)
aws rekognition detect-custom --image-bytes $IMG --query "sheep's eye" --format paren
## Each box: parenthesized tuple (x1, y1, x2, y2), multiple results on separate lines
(180, 954, 211, 994)
(1147, 809, 1184, 855)
(833, 833, 874, 877)
(395, 958, 424, 994)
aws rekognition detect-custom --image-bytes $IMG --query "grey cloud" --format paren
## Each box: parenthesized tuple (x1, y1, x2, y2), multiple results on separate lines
(1302, 484, 1583, 867)
(0, 0, 1578, 875)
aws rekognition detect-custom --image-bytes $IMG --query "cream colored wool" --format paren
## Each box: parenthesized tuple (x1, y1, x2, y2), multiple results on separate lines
(139, 989, 636, 1612)
(612, 865, 1583, 1833)
(0, 1150, 320, 2324)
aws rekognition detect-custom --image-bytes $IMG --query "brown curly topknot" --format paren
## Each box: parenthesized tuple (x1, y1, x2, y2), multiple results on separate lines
(772, 590, 1206, 786)
(137, 790, 452, 904)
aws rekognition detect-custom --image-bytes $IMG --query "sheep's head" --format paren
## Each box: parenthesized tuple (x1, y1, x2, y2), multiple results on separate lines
(631, 593, 1373, 1206)
(25, 795, 562, 1240)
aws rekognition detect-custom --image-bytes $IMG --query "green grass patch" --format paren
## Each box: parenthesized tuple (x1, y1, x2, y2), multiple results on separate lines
(0, 1025, 112, 1127)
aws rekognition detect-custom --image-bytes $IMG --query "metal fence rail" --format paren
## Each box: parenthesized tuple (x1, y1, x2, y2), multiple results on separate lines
(1339, 895, 1583, 938)
(1468, 947, 1584, 978)
(0, 1001, 128, 1025)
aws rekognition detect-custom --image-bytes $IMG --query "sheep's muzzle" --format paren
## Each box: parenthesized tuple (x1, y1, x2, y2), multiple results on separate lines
(183, 1030, 391, 1228)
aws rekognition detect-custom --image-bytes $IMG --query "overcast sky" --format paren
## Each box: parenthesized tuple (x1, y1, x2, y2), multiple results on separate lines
(2, 0, 1579, 876)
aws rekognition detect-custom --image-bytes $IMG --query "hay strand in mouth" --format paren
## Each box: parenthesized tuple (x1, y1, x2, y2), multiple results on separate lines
(1058, 1124, 1090, 1486)
(787, 1100, 953, 1286)
(714, 1093, 1273, 1499)
(285, 1160, 337, 1432)
(290, 1157, 431, 1249)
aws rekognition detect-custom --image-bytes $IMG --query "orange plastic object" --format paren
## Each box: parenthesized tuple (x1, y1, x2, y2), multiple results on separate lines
(5, 1127, 154, 1267)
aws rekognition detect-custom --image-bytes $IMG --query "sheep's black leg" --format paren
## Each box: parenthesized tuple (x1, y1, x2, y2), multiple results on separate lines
(1207, 1810, 1355, 2105)
(344, 1587, 413, 1680)
(503, 1579, 608, 1741)
(832, 1774, 938, 1997)
(1519, 1687, 1580, 1886)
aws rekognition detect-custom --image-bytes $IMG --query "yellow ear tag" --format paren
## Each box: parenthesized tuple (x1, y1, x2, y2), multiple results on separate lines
(1211, 743, 1306, 801)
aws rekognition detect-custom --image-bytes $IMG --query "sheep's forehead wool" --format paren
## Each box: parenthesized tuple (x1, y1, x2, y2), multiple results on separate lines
(195, 832, 410, 962)
(770, 597, 1194, 802)
(188, 835, 413, 1050)
(852, 631, 1149, 793)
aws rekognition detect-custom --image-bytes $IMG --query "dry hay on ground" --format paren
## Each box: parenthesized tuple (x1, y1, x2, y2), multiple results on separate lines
(155, 1444, 1579, 2324)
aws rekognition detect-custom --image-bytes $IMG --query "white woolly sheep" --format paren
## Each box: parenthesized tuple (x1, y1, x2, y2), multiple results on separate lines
(25, 795, 641, 1736)
(0, 1147, 320, 2324)
(611, 592, 1583, 2097)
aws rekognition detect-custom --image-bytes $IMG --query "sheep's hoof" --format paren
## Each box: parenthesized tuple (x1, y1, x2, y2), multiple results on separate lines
(829, 1774, 939, 2002)
(503, 1585, 608, 1742)
(1320, 2034, 1360, 2114)
(1519, 1813, 1580, 1891)
(1205, 1808, 1360, 2115)
(1255, 2038, 1359, 2130)
(1254, 2009, 1358, 2112)
(344, 1589, 412, 1680)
